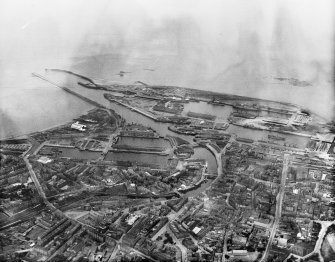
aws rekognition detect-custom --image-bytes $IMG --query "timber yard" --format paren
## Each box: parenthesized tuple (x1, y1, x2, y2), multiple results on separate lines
(1, 69, 335, 262)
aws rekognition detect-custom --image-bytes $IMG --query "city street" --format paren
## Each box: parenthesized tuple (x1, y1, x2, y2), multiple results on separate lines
(260, 154, 290, 262)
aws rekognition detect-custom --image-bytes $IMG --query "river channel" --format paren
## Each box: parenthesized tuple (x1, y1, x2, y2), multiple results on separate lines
(44, 71, 311, 162)
(32, 70, 315, 198)
(52, 71, 307, 145)
(104, 151, 169, 168)
(116, 136, 171, 149)
(192, 147, 217, 174)
(57, 147, 102, 160)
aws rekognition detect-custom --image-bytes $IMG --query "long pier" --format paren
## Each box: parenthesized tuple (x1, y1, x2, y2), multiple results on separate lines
(46, 69, 96, 84)
(106, 97, 158, 121)
(32, 72, 106, 109)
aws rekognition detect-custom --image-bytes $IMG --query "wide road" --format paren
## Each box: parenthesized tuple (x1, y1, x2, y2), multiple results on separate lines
(24, 143, 59, 212)
(260, 153, 290, 262)
(166, 225, 188, 262)
(24, 156, 47, 200)
(24, 137, 40, 157)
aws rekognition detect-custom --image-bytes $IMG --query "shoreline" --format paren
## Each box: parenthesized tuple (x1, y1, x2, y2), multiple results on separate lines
(1, 71, 323, 143)
(0, 107, 96, 142)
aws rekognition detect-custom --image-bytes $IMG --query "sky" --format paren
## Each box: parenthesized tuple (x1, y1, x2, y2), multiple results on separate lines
(0, 0, 334, 119)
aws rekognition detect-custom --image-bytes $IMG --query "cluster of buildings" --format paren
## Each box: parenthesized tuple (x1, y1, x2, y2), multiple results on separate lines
(0, 153, 41, 219)
(71, 122, 87, 132)
(1, 78, 335, 262)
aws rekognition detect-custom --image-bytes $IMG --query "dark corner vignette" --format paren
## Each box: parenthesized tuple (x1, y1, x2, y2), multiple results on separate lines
(0, 1, 335, 262)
